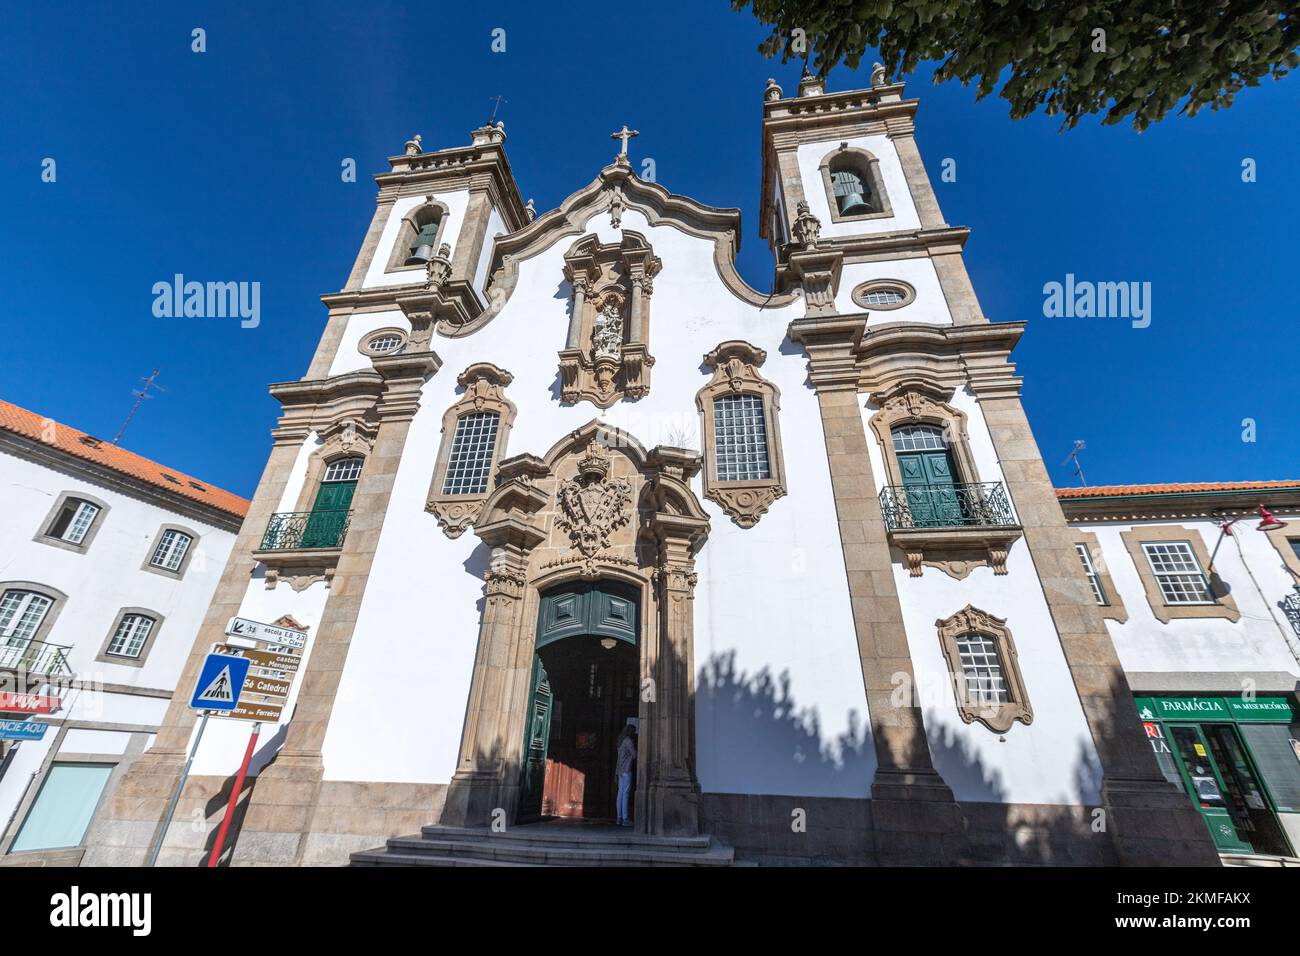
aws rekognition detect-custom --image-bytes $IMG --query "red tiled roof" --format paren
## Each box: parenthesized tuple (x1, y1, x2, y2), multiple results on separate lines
(0, 399, 249, 519)
(1056, 480, 1300, 500)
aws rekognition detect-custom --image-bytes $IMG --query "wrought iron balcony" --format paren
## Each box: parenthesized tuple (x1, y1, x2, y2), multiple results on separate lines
(879, 481, 1017, 531)
(1283, 588, 1300, 636)
(260, 510, 352, 551)
(0, 640, 73, 677)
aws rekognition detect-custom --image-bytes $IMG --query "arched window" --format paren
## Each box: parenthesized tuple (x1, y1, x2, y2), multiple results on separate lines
(37, 492, 109, 554)
(697, 341, 787, 527)
(0, 589, 54, 648)
(426, 364, 517, 538)
(385, 199, 450, 273)
(819, 146, 893, 223)
(106, 612, 156, 659)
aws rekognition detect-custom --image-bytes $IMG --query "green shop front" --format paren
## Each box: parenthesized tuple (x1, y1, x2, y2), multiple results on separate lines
(1135, 694, 1300, 856)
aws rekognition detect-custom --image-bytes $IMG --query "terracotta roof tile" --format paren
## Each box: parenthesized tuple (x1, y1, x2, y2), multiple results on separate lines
(0, 399, 249, 519)
(1056, 480, 1300, 500)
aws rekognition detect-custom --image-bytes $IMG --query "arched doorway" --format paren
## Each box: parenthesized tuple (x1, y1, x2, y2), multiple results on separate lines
(518, 581, 640, 823)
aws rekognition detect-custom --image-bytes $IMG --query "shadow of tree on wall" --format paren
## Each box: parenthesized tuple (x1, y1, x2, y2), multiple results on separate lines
(696, 649, 1127, 865)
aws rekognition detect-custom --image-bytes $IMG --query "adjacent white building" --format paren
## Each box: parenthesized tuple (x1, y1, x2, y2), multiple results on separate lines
(0, 399, 246, 865)
(1060, 482, 1300, 860)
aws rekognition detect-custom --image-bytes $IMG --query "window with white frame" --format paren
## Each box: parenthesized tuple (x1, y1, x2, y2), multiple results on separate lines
(891, 423, 949, 452)
(1075, 543, 1107, 605)
(955, 632, 1011, 705)
(712, 394, 771, 481)
(1142, 541, 1214, 604)
(364, 331, 406, 356)
(105, 613, 155, 659)
(441, 412, 500, 495)
(323, 457, 364, 483)
(149, 529, 193, 572)
(45, 498, 100, 545)
(859, 288, 906, 306)
(0, 589, 53, 648)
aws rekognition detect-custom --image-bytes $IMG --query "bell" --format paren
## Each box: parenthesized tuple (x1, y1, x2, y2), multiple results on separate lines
(840, 192, 872, 216)
(404, 243, 435, 265)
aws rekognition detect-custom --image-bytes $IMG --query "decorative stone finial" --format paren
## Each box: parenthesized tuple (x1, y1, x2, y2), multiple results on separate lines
(763, 78, 783, 102)
(797, 68, 824, 98)
(525, 198, 537, 222)
(792, 200, 822, 249)
(871, 62, 887, 87)
(425, 243, 453, 289)
(404, 134, 423, 155)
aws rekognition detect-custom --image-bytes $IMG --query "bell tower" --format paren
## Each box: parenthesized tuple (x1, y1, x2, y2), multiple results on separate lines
(771, 69, 1218, 865)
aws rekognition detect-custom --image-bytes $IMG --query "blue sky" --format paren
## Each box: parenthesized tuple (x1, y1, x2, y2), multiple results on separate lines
(2, 1, 1296, 498)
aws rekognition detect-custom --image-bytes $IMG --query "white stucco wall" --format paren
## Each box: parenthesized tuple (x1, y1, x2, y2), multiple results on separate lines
(1073, 517, 1300, 684)
(795, 134, 922, 239)
(835, 257, 952, 325)
(862, 388, 1105, 805)
(306, 206, 877, 797)
(362, 191, 471, 290)
(0, 448, 237, 837)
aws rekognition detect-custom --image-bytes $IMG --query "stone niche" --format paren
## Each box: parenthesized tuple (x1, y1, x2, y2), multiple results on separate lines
(558, 232, 661, 408)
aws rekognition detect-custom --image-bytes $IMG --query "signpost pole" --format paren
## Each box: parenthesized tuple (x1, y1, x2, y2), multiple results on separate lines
(206, 721, 261, 867)
(148, 711, 209, 868)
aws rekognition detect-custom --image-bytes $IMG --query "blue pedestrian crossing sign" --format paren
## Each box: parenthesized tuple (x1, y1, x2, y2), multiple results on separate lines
(189, 653, 251, 712)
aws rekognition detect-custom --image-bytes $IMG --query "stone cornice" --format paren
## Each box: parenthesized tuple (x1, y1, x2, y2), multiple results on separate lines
(856, 321, 1025, 397)
(1060, 488, 1300, 523)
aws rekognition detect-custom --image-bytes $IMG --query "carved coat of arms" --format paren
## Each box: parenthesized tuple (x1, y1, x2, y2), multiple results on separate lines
(555, 442, 632, 557)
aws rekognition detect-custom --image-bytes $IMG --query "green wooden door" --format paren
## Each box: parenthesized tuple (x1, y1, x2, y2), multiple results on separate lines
(897, 445, 963, 527)
(1167, 723, 1254, 852)
(517, 654, 553, 821)
(301, 475, 356, 548)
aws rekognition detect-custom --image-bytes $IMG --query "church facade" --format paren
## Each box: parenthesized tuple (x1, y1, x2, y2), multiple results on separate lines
(82, 72, 1228, 866)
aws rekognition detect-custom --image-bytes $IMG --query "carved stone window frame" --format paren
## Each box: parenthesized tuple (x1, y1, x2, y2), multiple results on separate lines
(140, 523, 201, 581)
(290, 419, 377, 515)
(1072, 531, 1128, 623)
(866, 381, 980, 489)
(1120, 525, 1240, 623)
(867, 382, 1022, 579)
(384, 197, 452, 275)
(696, 340, 786, 528)
(426, 362, 516, 538)
(818, 144, 894, 224)
(935, 605, 1033, 734)
(1264, 525, 1300, 584)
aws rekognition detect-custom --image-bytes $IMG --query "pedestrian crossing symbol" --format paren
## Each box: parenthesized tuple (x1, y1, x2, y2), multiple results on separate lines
(189, 653, 251, 712)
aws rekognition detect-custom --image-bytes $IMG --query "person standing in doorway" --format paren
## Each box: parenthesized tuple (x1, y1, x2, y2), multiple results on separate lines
(615, 723, 637, 827)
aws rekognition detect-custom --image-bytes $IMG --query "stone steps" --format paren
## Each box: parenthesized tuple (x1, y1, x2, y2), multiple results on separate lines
(350, 824, 735, 867)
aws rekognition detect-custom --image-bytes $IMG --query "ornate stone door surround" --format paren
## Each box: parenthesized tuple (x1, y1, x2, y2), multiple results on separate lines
(440, 421, 711, 836)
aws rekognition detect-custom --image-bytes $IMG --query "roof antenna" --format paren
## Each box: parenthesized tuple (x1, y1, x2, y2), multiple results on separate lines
(488, 95, 508, 125)
(113, 368, 164, 445)
(1062, 439, 1087, 487)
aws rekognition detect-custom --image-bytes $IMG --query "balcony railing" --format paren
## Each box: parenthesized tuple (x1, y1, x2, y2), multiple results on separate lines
(1283, 588, 1300, 636)
(260, 510, 352, 551)
(879, 481, 1017, 531)
(0, 640, 73, 677)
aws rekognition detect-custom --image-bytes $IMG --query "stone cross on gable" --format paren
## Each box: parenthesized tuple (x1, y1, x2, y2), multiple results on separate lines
(611, 125, 639, 159)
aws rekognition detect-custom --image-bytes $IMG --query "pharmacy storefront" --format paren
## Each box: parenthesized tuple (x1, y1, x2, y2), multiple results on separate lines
(1136, 695, 1300, 857)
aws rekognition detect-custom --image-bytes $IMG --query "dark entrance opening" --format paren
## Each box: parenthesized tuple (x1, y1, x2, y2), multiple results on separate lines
(519, 581, 639, 823)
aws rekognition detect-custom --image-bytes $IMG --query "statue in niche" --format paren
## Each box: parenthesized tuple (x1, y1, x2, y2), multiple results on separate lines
(592, 293, 625, 361)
